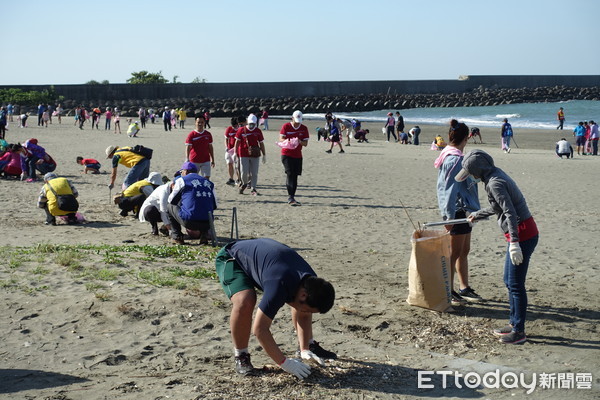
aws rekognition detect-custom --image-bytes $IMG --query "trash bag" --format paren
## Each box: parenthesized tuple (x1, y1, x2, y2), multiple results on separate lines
(406, 229, 452, 312)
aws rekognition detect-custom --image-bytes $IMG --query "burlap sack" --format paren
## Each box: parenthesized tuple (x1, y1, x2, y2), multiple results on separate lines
(406, 229, 452, 312)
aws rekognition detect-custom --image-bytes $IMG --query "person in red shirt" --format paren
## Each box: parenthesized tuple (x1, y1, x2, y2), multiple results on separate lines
(224, 116, 243, 185)
(185, 115, 215, 180)
(234, 114, 265, 196)
(76, 156, 101, 174)
(279, 110, 309, 206)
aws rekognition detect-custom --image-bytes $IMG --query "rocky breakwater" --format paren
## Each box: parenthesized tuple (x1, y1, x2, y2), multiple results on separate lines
(14, 85, 600, 118)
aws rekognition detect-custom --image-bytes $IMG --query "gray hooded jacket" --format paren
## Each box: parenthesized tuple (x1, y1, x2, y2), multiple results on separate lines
(462, 150, 532, 242)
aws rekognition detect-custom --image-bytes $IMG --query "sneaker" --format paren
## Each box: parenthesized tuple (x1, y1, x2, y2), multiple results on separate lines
(44, 220, 57, 226)
(499, 330, 526, 344)
(119, 210, 129, 217)
(309, 341, 337, 359)
(172, 236, 185, 245)
(26, 178, 36, 183)
(226, 178, 235, 185)
(239, 184, 247, 194)
(458, 287, 483, 302)
(288, 198, 301, 206)
(234, 352, 255, 375)
(507, 148, 511, 153)
(251, 189, 260, 196)
(451, 291, 466, 306)
(159, 226, 170, 236)
(493, 325, 513, 336)
(339, 150, 345, 153)
(325, 149, 332, 153)
(151, 223, 159, 236)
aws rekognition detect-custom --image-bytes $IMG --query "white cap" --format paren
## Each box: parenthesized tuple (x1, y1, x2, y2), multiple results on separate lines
(292, 110, 303, 123)
(454, 168, 470, 182)
(247, 114, 257, 125)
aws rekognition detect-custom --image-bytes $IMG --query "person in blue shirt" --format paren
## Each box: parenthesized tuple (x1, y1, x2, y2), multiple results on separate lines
(434, 120, 481, 305)
(573, 121, 586, 155)
(501, 118, 513, 153)
(167, 161, 217, 244)
(215, 238, 336, 379)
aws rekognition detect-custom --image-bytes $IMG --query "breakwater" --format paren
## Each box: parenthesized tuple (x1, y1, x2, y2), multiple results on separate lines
(4, 75, 599, 117)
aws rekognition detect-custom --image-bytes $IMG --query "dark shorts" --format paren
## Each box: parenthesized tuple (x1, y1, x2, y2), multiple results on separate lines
(576, 136, 586, 146)
(450, 210, 473, 236)
(281, 155, 303, 176)
(329, 133, 340, 143)
(85, 163, 101, 170)
(215, 246, 255, 299)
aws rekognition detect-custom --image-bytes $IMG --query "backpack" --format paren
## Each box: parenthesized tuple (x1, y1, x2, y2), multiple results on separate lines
(504, 125, 513, 137)
(130, 145, 153, 159)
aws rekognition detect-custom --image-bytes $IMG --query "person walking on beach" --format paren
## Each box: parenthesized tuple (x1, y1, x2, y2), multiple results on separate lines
(325, 115, 344, 153)
(185, 115, 215, 181)
(224, 116, 243, 185)
(235, 114, 265, 196)
(104, 107, 112, 131)
(434, 120, 482, 306)
(106, 145, 150, 190)
(556, 107, 565, 130)
(500, 118, 513, 153)
(573, 121, 586, 155)
(457, 150, 539, 345)
(589, 120, 599, 156)
(384, 112, 397, 142)
(0, 106, 7, 139)
(55, 104, 63, 124)
(162, 107, 172, 132)
(260, 109, 269, 130)
(113, 108, 121, 134)
(279, 110, 309, 206)
(215, 237, 336, 377)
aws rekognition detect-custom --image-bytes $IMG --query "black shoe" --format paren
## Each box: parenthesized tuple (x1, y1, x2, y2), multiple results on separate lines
(226, 178, 235, 185)
(500, 330, 526, 344)
(325, 150, 332, 153)
(119, 210, 128, 217)
(451, 291, 466, 306)
(234, 352, 254, 375)
(151, 223, 159, 236)
(44, 220, 56, 226)
(309, 341, 337, 359)
(239, 184, 247, 194)
(458, 286, 483, 302)
(172, 236, 185, 245)
(339, 150, 345, 153)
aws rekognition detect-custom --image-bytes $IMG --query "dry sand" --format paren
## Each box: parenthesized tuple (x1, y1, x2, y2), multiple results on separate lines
(0, 115, 598, 399)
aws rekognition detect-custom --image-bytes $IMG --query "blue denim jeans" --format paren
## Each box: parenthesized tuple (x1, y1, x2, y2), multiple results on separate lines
(123, 158, 150, 189)
(503, 235, 538, 333)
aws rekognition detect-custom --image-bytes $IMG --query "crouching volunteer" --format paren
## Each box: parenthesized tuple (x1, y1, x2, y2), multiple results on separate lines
(139, 178, 173, 236)
(37, 172, 79, 225)
(167, 162, 217, 245)
(456, 149, 539, 345)
(216, 238, 337, 378)
(106, 145, 150, 190)
(114, 172, 162, 218)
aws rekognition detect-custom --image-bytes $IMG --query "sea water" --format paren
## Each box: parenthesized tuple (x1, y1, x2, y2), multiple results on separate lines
(302, 100, 600, 130)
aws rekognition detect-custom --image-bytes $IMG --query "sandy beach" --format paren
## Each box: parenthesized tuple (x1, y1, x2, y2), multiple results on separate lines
(0, 114, 598, 399)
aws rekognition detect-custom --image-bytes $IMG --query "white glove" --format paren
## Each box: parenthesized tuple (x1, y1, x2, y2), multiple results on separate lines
(262, 154, 267, 164)
(300, 350, 325, 366)
(509, 242, 523, 265)
(280, 358, 311, 379)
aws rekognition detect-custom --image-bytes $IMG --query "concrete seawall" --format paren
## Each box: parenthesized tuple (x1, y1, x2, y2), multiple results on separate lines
(2, 75, 599, 100)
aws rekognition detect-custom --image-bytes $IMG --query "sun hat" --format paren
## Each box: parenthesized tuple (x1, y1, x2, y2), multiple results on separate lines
(146, 172, 162, 186)
(387, 112, 393, 116)
(105, 145, 118, 158)
(180, 161, 198, 172)
(247, 114, 258, 125)
(292, 110, 303, 123)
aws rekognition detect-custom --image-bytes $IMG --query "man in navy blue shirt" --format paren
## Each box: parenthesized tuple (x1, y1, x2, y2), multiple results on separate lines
(215, 238, 336, 379)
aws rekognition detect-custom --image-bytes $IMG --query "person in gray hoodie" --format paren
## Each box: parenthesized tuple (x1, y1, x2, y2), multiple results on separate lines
(455, 149, 539, 345)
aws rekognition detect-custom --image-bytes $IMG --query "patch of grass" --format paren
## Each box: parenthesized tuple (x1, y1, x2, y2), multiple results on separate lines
(137, 270, 179, 288)
(54, 249, 83, 268)
(95, 268, 120, 281)
(85, 282, 105, 291)
(103, 251, 125, 265)
(8, 256, 24, 269)
(0, 278, 18, 288)
(31, 265, 50, 275)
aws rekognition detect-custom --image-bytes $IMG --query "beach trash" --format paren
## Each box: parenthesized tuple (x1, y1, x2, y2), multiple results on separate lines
(406, 229, 452, 312)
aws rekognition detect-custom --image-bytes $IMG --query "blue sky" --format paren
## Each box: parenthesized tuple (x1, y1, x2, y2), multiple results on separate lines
(2, 0, 599, 85)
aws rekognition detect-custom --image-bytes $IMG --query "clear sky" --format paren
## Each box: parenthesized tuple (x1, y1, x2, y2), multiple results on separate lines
(2, 0, 599, 85)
